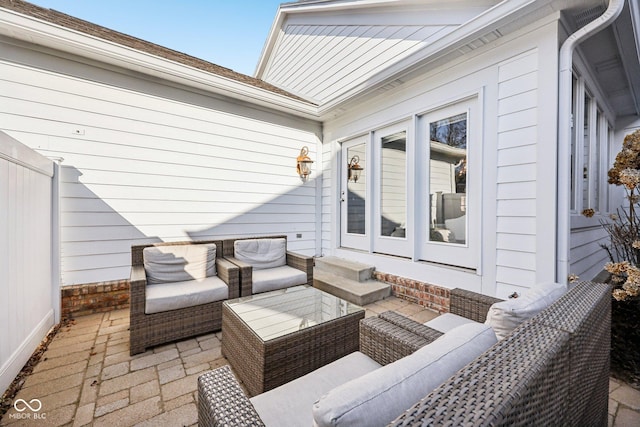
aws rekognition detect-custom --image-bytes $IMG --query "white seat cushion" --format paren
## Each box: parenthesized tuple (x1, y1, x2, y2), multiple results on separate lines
(145, 276, 228, 314)
(251, 351, 381, 427)
(425, 312, 477, 333)
(143, 243, 216, 285)
(252, 265, 307, 294)
(234, 238, 286, 270)
(485, 282, 567, 340)
(312, 322, 497, 427)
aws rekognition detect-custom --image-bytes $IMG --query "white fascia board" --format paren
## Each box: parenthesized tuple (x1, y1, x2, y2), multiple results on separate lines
(254, 5, 286, 78)
(316, 0, 552, 115)
(0, 9, 320, 120)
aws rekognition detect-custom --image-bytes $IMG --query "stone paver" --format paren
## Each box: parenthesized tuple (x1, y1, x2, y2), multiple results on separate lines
(98, 367, 155, 396)
(160, 373, 200, 402)
(130, 348, 179, 371)
(610, 381, 640, 410)
(93, 396, 162, 427)
(0, 301, 638, 426)
(130, 380, 160, 404)
(158, 363, 186, 385)
(73, 403, 95, 427)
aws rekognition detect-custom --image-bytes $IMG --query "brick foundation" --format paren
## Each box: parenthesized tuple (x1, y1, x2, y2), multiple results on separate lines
(373, 271, 450, 313)
(61, 280, 129, 319)
(59, 273, 449, 319)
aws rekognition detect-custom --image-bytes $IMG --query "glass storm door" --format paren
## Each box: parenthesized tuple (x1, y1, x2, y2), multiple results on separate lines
(373, 122, 412, 257)
(419, 98, 479, 269)
(340, 137, 368, 251)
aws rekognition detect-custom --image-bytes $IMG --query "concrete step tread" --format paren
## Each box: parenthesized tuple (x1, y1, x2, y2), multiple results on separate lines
(314, 270, 390, 306)
(314, 256, 375, 282)
(315, 256, 374, 271)
(314, 270, 386, 290)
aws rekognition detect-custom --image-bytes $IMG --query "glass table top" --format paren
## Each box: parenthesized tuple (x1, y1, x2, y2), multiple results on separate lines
(224, 285, 364, 341)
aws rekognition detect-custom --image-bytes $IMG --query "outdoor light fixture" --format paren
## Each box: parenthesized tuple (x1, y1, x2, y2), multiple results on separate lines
(296, 146, 313, 180)
(347, 155, 363, 183)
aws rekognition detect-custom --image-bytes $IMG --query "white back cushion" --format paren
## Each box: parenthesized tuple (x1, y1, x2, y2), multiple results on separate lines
(312, 322, 497, 427)
(444, 214, 466, 242)
(485, 281, 566, 340)
(143, 243, 216, 285)
(234, 238, 286, 270)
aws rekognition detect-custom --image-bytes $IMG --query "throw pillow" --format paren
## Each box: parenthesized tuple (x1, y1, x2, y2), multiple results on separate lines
(485, 281, 566, 340)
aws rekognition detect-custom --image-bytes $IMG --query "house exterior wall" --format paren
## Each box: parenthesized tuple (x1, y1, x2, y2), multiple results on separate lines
(578, 117, 640, 278)
(322, 16, 560, 298)
(258, 2, 499, 104)
(0, 37, 322, 286)
(0, 133, 55, 395)
(566, 38, 623, 281)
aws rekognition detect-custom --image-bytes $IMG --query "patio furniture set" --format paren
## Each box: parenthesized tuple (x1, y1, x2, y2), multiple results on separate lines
(129, 236, 313, 355)
(198, 281, 611, 426)
(128, 238, 611, 426)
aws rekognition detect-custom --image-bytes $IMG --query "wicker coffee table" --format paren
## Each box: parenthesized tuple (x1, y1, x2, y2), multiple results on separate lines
(221, 285, 365, 397)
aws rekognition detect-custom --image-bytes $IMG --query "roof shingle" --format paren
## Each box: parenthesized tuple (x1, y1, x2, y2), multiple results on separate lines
(0, 0, 312, 103)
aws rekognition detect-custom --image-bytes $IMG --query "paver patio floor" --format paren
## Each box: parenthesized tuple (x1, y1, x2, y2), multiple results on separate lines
(1, 296, 638, 426)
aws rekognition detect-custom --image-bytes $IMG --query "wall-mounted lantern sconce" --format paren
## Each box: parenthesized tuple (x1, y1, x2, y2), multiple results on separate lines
(296, 146, 313, 181)
(347, 155, 363, 183)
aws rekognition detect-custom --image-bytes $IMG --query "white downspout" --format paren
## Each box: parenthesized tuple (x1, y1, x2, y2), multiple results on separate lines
(557, 0, 625, 284)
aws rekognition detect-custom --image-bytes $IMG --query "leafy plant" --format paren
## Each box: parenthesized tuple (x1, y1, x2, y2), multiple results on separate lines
(598, 129, 640, 301)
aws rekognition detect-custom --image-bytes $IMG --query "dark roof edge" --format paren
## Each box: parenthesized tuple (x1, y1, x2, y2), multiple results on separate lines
(0, 0, 314, 104)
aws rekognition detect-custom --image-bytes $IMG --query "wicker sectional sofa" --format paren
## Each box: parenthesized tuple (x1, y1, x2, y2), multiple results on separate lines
(197, 281, 610, 426)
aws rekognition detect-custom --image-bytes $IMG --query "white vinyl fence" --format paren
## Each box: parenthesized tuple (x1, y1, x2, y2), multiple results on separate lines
(0, 132, 58, 395)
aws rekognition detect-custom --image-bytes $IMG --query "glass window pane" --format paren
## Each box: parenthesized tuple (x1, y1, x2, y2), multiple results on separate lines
(593, 111, 601, 211)
(380, 131, 406, 238)
(429, 113, 467, 244)
(347, 144, 366, 234)
(583, 93, 591, 210)
(570, 75, 578, 210)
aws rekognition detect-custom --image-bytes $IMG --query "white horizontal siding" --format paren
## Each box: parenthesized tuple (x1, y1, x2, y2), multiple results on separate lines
(569, 225, 609, 281)
(317, 14, 562, 296)
(0, 135, 55, 395)
(0, 56, 321, 286)
(321, 142, 335, 255)
(495, 49, 539, 291)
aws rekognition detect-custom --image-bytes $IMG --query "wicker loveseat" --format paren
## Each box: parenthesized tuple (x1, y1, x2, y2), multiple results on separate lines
(129, 240, 239, 355)
(221, 235, 314, 297)
(197, 281, 610, 426)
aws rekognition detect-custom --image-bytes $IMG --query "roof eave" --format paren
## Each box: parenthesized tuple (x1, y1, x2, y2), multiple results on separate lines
(0, 8, 320, 120)
(255, 0, 422, 79)
(316, 0, 553, 117)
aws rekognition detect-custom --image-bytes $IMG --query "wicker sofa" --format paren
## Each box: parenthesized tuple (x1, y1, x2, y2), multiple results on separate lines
(197, 281, 610, 426)
(129, 240, 239, 355)
(221, 235, 314, 297)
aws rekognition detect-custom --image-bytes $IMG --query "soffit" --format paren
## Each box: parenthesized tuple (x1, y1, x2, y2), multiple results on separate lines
(259, 1, 500, 105)
(576, 0, 640, 118)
